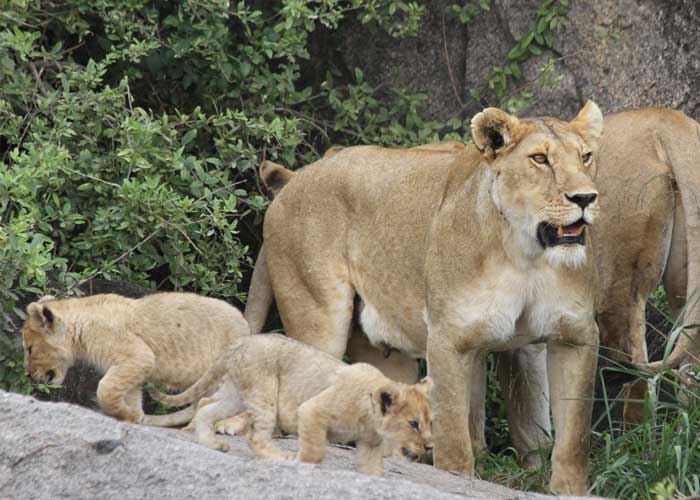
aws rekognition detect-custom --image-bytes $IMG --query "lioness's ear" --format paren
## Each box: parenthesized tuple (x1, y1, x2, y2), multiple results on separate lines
(471, 108, 521, 161)
(260, 160, 294, 196)
(570, 100, 603, 145)
(415, 377, 434, 395)
(374, 386, 399, 415)
(26, 302, 55, 329)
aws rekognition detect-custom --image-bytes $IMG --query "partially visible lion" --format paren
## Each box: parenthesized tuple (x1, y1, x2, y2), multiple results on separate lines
(243, 102, 604, 494)
(22, 292, 250, 424)
(591, 108, 700, 421)
(148, 334, 434, 476)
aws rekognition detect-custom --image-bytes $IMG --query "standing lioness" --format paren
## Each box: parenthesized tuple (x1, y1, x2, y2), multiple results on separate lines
(248, 102, 603, 494)
(149, 334, 434, 476)
(21, 292, 250, 424)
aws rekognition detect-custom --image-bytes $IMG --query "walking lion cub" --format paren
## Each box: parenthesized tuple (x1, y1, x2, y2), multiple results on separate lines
(149, 334, 433, 476)
(21, 292, 250, 424)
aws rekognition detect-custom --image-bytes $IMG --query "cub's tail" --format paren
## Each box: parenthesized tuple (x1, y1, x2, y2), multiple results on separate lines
(141, 405, 196, 427)
(147, 354, 228, 408)
(244, 160, 297, 333)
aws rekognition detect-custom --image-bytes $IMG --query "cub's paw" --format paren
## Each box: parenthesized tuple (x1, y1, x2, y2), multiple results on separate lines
(204, 438, 230, 453)
(215, 414, 248, 436)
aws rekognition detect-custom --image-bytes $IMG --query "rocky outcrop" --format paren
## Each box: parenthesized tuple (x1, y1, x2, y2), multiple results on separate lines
(339, 1, 700, 121)
(0, 391, 605, 500)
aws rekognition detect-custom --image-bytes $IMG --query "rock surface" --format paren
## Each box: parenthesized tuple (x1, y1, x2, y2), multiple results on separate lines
(339, 1, 700, 120)
(0, 391, 606, 500)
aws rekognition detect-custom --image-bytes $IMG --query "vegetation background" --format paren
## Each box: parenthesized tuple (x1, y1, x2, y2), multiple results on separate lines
(1, 1, 699, 498)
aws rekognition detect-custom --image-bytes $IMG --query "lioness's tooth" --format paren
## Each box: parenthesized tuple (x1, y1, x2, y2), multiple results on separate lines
(575, 225, 585, 236)
(557, 226, 564, 237)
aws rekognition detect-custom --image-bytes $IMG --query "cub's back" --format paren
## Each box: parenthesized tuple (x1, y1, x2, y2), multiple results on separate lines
(133, 292, 250, 388)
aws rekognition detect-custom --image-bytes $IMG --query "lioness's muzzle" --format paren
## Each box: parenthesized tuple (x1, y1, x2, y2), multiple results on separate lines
(537, 219, 586, 247)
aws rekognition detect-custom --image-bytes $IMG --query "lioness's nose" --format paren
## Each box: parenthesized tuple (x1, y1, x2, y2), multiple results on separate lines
(566, 192, 597, 209)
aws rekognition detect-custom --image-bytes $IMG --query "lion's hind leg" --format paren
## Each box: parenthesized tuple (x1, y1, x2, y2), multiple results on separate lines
(244, 379, 295, 461)
(193, 383, 244, 452)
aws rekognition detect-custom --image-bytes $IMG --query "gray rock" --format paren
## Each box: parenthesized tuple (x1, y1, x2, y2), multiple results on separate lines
(0, 391, 606, 500)
(338, 0, 700, 120)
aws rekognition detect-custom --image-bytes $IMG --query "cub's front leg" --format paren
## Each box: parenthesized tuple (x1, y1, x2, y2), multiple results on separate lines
(426, 330, 478, 475)
(296, 389, 332, 465)
(97, 360, 153, 423)
(356, 440, 385, 476)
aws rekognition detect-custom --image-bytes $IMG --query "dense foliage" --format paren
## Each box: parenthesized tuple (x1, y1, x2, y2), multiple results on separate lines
(0, 0, 463, 391)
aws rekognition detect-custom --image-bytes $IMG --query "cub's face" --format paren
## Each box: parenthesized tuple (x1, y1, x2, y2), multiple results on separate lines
(374, 378, 434, 460)
(471, 101, 603, 268)
(22, 302, 71, 384)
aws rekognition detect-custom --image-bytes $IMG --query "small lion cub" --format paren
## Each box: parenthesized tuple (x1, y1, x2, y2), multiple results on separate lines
(21, 292, 249, 424)
(149, 334, 433, 476)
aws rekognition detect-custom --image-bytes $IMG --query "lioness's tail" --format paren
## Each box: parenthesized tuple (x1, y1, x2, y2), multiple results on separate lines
(147, 354, 228, 407)
(244, 160, 297, 333)
(646, 112, 700, 371)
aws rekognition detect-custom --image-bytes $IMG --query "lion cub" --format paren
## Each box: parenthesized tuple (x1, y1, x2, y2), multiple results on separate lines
(21, 292, 250, 424)
(149, 334, 433, 476)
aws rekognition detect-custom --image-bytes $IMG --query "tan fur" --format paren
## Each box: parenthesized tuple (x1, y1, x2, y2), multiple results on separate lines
(22, 292, 250, 424)
(150, 334, 433, 476)
(592, 108, 700, 422)
(245, 103, 603, 494)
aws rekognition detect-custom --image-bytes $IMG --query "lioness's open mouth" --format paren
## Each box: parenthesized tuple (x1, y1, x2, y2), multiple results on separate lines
(537, 219, 586, 247)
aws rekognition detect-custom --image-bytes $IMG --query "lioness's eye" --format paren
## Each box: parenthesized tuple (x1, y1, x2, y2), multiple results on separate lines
(582, 152, 592, 164)
(530, 154, 547, 164)
(409, 420, 420, 430)
(27, 346, 32, 355)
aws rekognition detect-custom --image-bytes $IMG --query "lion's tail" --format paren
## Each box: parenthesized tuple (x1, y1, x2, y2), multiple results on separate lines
(646, 112, 700, 371)
(244, 160, 298, 333)
(147, 354, 228, 407)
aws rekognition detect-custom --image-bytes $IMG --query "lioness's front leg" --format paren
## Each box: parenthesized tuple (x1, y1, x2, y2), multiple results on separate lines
(547, 324, 598, 495)
(427, 332, 477, 475)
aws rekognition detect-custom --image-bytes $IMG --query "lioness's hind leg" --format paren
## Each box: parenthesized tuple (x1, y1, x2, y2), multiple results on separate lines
(496, 345, 551, 470)
(268, 253, 354, 359)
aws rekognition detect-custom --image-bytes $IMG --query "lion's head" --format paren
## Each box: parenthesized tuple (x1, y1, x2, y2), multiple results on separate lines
(22, 301, 72, 385)
(471, 100, 603, 268)
(372, 377, 434, 460)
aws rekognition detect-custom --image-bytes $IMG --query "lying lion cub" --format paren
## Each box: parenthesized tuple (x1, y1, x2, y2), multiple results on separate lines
(149, 334, 433, 476)
(22, 292, 250, 424)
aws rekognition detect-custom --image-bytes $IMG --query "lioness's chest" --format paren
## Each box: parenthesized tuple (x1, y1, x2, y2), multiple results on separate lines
(446, 262, 585, 351)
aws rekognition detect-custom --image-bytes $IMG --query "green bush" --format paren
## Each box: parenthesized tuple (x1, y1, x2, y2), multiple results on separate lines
(0, 1, 471, 392)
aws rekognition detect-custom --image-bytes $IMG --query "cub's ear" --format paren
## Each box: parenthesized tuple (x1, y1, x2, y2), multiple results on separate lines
(373, 386, 399, 416)
(570, 100, 603, 145)
(471, 108, 521, 161)
(415, 377, 434, 395)
(26, 302, 55, 330)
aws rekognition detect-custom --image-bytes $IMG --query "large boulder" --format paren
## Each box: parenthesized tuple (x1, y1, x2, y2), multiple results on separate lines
(339, 1, 700, 120)
(0, 391, 605, 500)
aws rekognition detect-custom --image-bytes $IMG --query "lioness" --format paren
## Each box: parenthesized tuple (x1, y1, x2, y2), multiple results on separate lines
(148, 334, 434, 476)
(592, 108, 700, 421)
(243, 102, 603, 494)
(21, 292, 250, 424)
